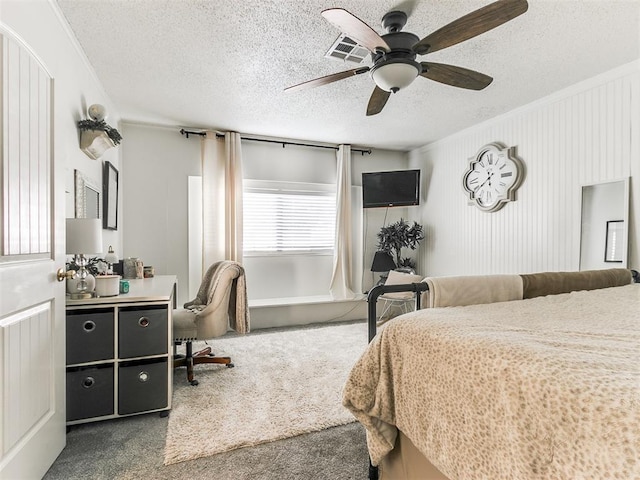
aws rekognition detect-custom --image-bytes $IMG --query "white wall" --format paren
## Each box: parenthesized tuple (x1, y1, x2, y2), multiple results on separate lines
(355, 155, 419, 290)
(120, 123, 201, 306)
(0, 0, 123, 257)
(120, 124, 409, 307)
(410, 61, 640, 276)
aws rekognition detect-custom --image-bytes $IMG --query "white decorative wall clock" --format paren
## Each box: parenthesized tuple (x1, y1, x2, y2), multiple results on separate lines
(462, 142, 524, 212)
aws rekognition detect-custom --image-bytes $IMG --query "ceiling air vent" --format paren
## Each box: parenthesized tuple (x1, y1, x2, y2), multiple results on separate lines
(324, 34, 370, 64)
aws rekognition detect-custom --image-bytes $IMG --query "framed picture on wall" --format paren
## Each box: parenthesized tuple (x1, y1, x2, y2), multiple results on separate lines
(604, 220, 624, 262)
(103, 161, 118, 230)
(74, 169, 100, 219)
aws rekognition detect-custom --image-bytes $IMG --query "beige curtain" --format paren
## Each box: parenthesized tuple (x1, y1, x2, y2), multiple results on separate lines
(224, 132, 243, 262)
(201, 131, 244, 270)
(329, 145, 357, 300)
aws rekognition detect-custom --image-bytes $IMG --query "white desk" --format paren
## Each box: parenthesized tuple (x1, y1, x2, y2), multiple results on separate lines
(65, 275, 177, 307)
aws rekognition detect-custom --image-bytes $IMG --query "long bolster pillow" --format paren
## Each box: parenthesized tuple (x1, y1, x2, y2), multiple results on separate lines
(520, 268, 633, 299)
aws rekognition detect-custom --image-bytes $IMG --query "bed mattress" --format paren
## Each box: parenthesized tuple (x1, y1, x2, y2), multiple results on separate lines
(343, 284, 640, 479)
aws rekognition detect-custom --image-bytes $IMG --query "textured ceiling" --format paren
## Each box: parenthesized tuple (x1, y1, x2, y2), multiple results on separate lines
(56, 0, 640, 151)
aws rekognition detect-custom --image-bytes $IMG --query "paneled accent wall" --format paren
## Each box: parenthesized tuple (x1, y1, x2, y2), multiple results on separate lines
(410, 61, 640, 276)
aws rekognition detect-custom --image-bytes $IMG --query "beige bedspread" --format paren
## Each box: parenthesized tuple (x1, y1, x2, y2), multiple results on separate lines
(343, 285, 640, 479)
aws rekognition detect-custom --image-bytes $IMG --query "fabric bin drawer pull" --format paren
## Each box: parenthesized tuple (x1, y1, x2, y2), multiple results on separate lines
(138, 317, 150, 328)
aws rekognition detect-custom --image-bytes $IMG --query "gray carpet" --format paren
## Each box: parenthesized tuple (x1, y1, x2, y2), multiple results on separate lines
(44, 413, 368, 479)
(44, 321, 371, 479)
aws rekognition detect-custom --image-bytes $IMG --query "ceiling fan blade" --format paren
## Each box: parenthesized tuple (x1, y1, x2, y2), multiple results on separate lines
(322, 8, 390, 53)
(285, 67, 370, 93)
(420, 62, 493, 90)
(366, 86, 391, 116)
(413, 0, 528, 55)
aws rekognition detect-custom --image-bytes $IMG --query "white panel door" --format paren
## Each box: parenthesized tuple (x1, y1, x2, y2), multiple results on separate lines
(0, 29, 65, 479)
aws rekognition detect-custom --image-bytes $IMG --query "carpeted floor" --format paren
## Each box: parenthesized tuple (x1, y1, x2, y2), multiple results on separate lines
(44, 414, 369, 480)
(44, 321, 371, 479)
(166, 321, 369, 464)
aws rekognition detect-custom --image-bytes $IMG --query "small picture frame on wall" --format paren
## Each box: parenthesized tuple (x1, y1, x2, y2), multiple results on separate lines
(103, 161, 119, 230)
(74, 169, 100, 219)
(604, 220, 624, 262)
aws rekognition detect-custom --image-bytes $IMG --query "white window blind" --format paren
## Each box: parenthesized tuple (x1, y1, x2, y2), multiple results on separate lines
(243, 180, 336, 254)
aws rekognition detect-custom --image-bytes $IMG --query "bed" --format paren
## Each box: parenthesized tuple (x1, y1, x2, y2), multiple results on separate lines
(344, 268, 639, 480)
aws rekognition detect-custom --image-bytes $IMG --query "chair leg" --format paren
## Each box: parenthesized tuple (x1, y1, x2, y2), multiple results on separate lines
(194, 346, 212, 356)
(193, 350, 233, 367)
(173, 340, 234, 386)
(186, 342, 196, 384)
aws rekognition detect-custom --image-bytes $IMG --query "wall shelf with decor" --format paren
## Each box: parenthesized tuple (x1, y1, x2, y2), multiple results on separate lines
(80, 130, 116, 160)
(77, 103, 122, 160)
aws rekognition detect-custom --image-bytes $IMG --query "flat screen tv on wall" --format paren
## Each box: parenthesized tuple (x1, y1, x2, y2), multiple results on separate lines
(362, 169, 421, 208)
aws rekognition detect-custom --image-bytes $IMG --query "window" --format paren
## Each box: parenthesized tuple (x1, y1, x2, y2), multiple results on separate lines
(243, 180, 336, 254)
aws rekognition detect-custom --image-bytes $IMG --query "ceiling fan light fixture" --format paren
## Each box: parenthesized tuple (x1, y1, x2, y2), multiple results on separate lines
(371, 61, 419, 93)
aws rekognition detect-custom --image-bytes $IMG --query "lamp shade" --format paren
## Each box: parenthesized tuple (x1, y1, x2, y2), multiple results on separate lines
(371, 62, 419, 93)
(371, 251, 396, 272)
(66, 218, 103, 254)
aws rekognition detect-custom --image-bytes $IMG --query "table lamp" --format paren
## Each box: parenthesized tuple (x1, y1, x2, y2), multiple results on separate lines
(66, 218, 103, 299)
(371, 251, 396, 272)
(371, 251, 396, 286)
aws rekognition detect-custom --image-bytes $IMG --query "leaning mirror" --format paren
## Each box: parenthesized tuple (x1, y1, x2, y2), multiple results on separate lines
(103, 161, 118, 230)
(74, 169, 100, 219)
(579, 178, 629, 270)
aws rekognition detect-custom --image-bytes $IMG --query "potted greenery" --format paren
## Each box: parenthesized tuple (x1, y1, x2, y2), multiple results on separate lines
(376, 218, 424, 271)
(77, 119, 123, 146)
(66, 256, 105, 276)
(78, 115, 123, 160)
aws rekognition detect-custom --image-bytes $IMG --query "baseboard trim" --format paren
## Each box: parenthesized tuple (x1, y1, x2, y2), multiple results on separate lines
(249, 294, 365, 308)
(248, 295, 367, 330)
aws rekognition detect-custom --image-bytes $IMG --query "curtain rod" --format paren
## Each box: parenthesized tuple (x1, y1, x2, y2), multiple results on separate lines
(179, 129, 372, 155)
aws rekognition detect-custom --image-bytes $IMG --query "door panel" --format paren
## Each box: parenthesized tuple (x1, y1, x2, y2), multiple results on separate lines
(3, 30, 51, 256)
(0, 27, 65, 479)
(1, 303, 53, 452)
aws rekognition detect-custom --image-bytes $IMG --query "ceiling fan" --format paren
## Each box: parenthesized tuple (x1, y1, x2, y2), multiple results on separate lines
(285, 0, 528, 116)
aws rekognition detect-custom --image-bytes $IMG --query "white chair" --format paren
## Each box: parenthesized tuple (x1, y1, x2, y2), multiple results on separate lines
(173, 261, 249, 385)
(378, 270, 424, 324)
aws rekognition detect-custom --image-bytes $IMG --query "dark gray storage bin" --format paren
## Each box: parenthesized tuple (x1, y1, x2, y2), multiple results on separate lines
(66, 308, 114, 364)
(118, 305, 168, 358)
(66, 365, 114, 421)
(118, 358, 168, 415)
